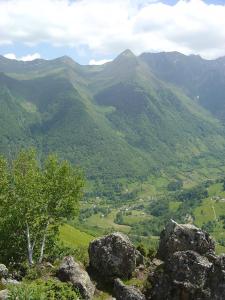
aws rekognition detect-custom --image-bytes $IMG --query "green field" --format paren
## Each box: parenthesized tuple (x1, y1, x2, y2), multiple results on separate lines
(83, 210, 131, 234)
(193, 183, 225, 253)
(59, 224, 94, 248)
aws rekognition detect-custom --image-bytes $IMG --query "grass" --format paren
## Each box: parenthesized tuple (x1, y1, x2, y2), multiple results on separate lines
(59, 224, 94, 248)
(85, 210, 131, 233)
(169, 201, 181, 212)
(193, 182, 225, 254)
(123, 210, 151, 225)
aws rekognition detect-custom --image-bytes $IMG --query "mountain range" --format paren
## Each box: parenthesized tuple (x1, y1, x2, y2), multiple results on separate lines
(0, 50, 225, 181)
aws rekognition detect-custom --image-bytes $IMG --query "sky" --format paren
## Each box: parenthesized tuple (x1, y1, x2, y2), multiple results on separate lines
(0, 0, 225, 64)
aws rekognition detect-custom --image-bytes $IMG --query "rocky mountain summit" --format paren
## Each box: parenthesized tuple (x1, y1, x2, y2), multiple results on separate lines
(1, 220, 225, 299)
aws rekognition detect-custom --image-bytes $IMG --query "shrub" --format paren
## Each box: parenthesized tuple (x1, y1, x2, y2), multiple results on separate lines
(136, 244, 146, 257)
(8, 279, 79, 300)
(147, 247, 156, 260)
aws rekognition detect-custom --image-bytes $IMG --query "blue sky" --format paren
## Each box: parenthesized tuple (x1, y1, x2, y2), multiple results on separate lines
(1, 0, 225, 64)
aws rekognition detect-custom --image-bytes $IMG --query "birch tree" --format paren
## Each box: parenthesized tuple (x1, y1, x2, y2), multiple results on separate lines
(0, 149, 84, 265)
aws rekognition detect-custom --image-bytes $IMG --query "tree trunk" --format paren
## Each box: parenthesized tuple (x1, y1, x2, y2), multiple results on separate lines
(39, 221, 49, 264)
(26, 222, 33, 266)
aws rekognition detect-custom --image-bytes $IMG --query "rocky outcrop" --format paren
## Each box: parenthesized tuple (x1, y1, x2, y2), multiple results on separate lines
(114, 278, 146, 300)
(148, 220, 225, 300)
(209, 254, 225, 299)
(157, 219, 215, 260)
(57, 256, 95, 300)
(89, 232, 136, 280)
(149, 250, 212, 299)
(0, 265, 8, 279)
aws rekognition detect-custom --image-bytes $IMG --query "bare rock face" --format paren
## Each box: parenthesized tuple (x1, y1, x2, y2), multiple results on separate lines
(157, 219, 215, 260)
(88, 232, 136, 280)
(114, 278, 146, 300)
(57, 256, 95, 300)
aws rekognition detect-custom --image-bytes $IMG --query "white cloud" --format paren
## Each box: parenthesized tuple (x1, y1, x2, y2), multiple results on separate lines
(4, 53, 17, 60)
(0, 0, 225, 59)
(20, 53, 41, 61)
(89, 58, 112, 65)
(4, 52, 41, 61)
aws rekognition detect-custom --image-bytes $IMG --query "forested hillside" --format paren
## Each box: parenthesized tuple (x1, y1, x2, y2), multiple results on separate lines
(1, 51, 225, 183)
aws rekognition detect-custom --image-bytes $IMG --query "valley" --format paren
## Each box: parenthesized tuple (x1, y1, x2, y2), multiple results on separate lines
(1, 50, 225, 268)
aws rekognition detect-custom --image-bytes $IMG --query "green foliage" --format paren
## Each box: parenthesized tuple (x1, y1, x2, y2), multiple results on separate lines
(114, 211, 124, 225)
(218, 238, 225, 247)
(176, 185, 208, 203)
(147, 247, 156, 260)
(136, 244, 146, 257)
(1, 53, 225, 185)
(8, 279, 79, 300)
(202, 221, 217, 233)
(131, 218, 165, 236)
(148, 200, 169, 217)
(0, 149, 84, 265)
(167, 180, 183, 191)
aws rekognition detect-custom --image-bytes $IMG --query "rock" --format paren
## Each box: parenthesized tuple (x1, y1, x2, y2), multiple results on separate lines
(147, 221, 225, 300)
(1, 278, 20, 285)
(57, 256, 95, 300)
(0, 290, 8, 300)
(114, 278, 146, 300)
(149, 250, 212, 300)
(89, 232, 136, 279)
(0, 265, 8, 279)
(209, 254, 225, 299)
(135, 250, 144, 266)
(168, 250, 212, 288)
(157, 219, 215, 260)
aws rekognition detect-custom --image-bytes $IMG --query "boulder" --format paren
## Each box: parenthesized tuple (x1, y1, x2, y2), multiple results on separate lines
(114, 278, 146, 300)
(157, 219, 215, 260)
(0, 290, 8, 300)
(89, 232, 136, 279)
(0, 265, 8, 279)
(57, 256, 95, 300)
(209, 254, 225, 299)
(168, 250, 212, 288)
(147, 221, 225, 300)
(149, 250, 212, 300)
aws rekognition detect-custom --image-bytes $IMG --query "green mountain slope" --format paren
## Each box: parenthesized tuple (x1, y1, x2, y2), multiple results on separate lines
(92, 51, 225, 165)
(0, 51, 225, 182)
(140, 52, 225, 121)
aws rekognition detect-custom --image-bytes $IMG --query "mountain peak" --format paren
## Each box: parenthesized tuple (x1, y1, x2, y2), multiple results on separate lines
(54, 55, 77, 65)
(112, 49, 137, 65)
(119, 49, 136, 58)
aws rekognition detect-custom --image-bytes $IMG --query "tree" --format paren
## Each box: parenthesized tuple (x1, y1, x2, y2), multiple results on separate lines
(167, 180, 183, 191)
(0, 149, 84, 265)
